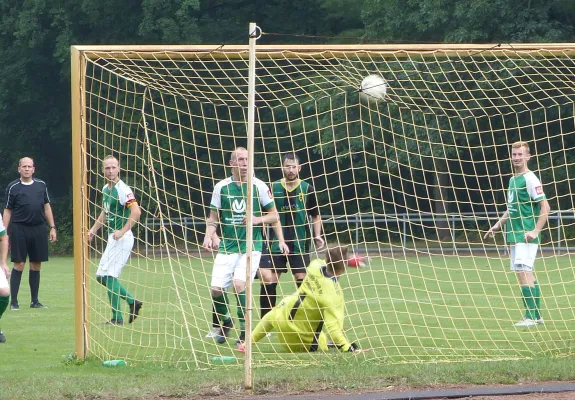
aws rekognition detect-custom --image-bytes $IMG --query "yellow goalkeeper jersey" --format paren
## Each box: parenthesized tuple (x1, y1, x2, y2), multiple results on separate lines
(253, 258, 353, 352)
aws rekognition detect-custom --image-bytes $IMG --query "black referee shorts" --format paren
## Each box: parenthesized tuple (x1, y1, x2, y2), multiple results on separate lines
(8, 223, 49, 263)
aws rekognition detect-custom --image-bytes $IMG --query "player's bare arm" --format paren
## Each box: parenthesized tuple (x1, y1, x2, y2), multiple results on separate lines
(0, 234, 8, 279)
(88, 211, 106, 242)
(270, 220, 290, 255)
(312, 215, 325, 250)
(203, 210, 219, 251)
(484, 210, 509, 239)
(44, 203, 57, 242)
(114, 203, 141, 240)
(524, 198, 550, 242)
(2, 209, 11, 232)
(242, 206, 279, 226)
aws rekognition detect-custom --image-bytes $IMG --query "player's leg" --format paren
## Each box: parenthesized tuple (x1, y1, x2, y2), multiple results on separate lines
(237, 305, 280, 353)
(252, 306, 278, 343)
(0, 270, 9, 342)
(8, 224, 28, 310)
(233, 251, 262, 344)
(210, 253, 236, 343)
(511, 243, 540, 326)
(105, 231, 142, 323)
(110, 232, 139, 322)
(28, 224, 49, 308)
(96, 233, 132, 324)
(205, 304, 220, 338)
(289, 253, 309, 288)
(259, 254, 286, 318)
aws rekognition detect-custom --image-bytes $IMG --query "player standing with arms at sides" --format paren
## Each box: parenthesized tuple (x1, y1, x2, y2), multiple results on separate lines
(259, 153, 324, 319)
(4, 157, 56, 310)
(203, 147, 288, 345)
(238, 246, 359, 353)
(0, 215, 10, 342)
(485, 141, 550, 327)
(88, 156, 143, 325)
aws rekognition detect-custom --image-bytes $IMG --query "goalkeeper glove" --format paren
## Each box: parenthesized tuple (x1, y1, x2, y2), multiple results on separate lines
(347, 342, 360, 352)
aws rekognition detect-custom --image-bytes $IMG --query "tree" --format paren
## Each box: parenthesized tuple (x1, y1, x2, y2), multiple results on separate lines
(362, 0, 575, 43)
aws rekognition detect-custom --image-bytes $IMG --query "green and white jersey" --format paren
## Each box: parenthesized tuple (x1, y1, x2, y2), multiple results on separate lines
(210, 177, 275, 254)
(102, 180, 137, 234)
(505, 171, 546, 244)
(269, 179, 319, 254)
(0, 213, 5, 236)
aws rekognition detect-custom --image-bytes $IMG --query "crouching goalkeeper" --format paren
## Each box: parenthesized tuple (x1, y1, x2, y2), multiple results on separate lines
(239, 245, 359, 353)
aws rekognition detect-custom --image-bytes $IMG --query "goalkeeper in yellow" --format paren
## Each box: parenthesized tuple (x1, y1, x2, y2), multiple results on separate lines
(239, 245, 359, 353)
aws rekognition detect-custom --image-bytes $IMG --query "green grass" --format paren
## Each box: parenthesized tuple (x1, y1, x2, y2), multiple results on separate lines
(2, 255, 575, 399)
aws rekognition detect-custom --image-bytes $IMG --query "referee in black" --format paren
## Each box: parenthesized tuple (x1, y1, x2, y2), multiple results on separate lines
(3, 157, 56, 310)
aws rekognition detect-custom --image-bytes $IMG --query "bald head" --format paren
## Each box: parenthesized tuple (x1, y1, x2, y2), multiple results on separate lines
(229, 147, 248, 182)
(230, 147, 247, 163)
(102, 155, 120, 183)
(19, 157, 34, 167)
(18, 157, 35, 182)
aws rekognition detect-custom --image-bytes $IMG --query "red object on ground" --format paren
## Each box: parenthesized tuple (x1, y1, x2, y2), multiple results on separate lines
(347, 255, 366, 268)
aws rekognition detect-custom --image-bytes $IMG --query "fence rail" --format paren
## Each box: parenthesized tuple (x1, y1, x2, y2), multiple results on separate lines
(143, 210, 575, 255)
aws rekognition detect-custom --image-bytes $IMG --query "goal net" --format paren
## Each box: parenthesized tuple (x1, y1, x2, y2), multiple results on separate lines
(72, 41, 575, 369)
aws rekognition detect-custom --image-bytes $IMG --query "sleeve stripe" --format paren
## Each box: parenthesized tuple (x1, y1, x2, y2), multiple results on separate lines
(4, 182, 19, 209)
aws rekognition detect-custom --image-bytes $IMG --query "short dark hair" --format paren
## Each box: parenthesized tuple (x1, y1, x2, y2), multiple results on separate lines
(325, 245, 348, 275)
(282, 152, 300, 164)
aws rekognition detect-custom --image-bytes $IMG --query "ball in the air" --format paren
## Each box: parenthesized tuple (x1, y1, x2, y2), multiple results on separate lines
(360, 74, 387, 100)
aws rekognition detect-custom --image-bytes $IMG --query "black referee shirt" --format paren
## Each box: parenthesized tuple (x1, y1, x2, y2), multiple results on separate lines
(4, 178, 51, 226)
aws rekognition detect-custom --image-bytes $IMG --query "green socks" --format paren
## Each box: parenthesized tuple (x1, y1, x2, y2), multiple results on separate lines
(534, 281, 541, 318)
(0, 295, 8, 319)
(212, 290, 247, 330)
(213, 292, 231, 324)
(521, 285, 540, 320)
(236, 290, 246, 332)
(97, 276, 134, 321)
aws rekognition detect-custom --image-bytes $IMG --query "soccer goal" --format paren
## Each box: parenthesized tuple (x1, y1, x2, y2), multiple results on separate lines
(72, 25, 575, 373)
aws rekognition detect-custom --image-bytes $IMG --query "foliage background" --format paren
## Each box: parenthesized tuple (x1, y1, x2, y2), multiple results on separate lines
(0, 0, 574, 253)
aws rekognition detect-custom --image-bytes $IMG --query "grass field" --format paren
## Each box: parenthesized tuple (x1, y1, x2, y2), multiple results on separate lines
(2, 255, 575, 399)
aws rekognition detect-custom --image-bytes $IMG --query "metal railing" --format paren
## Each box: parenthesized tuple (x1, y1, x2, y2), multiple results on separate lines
(143, 210, 574, 255)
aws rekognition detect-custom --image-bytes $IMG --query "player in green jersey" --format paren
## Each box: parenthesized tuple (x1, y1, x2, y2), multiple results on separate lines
(203, 147, 288, 345)
(238, 246, 359, 353)
(259, 153, 324, 319)
(0, 216, 10, 342)
(485, 141, 550, 327)
(88, 156, 143, 325)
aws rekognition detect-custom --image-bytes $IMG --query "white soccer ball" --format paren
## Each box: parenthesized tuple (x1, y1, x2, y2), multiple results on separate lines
(360, 74, 387, 100)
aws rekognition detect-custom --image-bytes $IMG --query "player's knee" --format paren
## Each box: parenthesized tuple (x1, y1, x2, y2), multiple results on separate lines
(13, 263, 25, 272)
(259, 269, 277, 284)
(210, 287, 224, 297)
(30, 262, 42, 271)
(0, 288, 9, 297)
(233, 280, 246, 293)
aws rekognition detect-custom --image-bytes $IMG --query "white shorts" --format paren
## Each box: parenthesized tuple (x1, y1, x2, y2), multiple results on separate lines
(510, 243, 539, 272)
(0, 269, 8, 290)
(96, 231, 134, 278)
(210, 252, 261, 289)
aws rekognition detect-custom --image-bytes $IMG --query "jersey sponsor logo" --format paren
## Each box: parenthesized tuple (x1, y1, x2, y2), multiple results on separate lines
(103, 201, 110, 214)
(298, 192, 304, 203)
(126, 192, 135, 201)
(535, 186, 543, 195)
(507, 190, 514, 204)
(232, 199, 246, 214)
